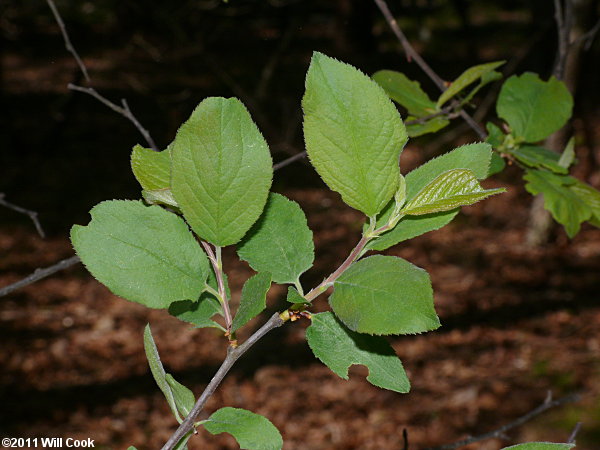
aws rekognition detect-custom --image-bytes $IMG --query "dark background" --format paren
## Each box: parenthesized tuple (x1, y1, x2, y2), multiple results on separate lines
(1, 1, 600, 449)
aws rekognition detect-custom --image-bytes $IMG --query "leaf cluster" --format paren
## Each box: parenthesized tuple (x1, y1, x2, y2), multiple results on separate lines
(71, 52, 507, 449)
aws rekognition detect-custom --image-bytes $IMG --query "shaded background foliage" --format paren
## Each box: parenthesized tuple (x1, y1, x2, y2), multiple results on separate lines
(1, 0, 600, 448)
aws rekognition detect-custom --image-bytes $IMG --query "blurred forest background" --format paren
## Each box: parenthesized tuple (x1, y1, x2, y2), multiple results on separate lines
(1, 0, 600, 448)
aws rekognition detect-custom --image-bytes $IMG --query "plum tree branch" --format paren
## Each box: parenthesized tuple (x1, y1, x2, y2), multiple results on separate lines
(0, 255, 81, 298)
(161, 312, 286, 450)
(424, 391, 581, 450)
(45, 0, 158, 150)
(0, 193, 46, 238)
(373, 0, 487, 140)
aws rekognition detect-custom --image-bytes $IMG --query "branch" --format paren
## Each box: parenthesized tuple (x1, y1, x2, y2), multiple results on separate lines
(46, 0, 158, 150)
(46, 0, 90, 82)
(68, 84, 158, 151)
(567, 422, 582, 444)
(373, 0, 487, 139)
(161, 312, 285, 450)
(200, 241, 232, 333)
(553, 0, 573, 80)
(0, 193, 45, 238)
(0, 255, 80, 298)
(424, 392, 581, 450)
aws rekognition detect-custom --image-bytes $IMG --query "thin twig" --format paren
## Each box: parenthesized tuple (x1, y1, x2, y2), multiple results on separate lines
(373, 0, 487, 139)
(46, 0, 90, 82)
(161, 312, 285, 450)
(0, 256, 81, 298)
(0, 194, 46, 238)
(68, 84, 158, 150)
(553, 0, 572, 80)
(273, 151, 307, 170)
(46, 0, 158, 150)
(567, 422, 582, 444)
(200, 241, 233, 333)
(424, 392, 581, 450)
(402, 428, 409, 450)
(580, 19, 600, 51)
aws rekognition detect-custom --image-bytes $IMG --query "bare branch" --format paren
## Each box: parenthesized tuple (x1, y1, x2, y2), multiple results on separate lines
(273, 151, 307, 170)
(161, 312, 286, 450)
(553, 0, 573, 80)
(0, 256, 81, 298)
(46, 0, 90, 82)
(567, 422, 582, 444)
(68, 84, 158, 151)
(46, 0, 158, 150)
(0, 194, 46, 238)
(424, 392, 581, 450)
(373, 0, 487, 140)
(575, 18, 600, 51)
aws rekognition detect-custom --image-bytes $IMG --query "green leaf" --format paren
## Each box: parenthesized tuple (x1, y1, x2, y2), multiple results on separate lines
(231, 272, 272, 333)
(237, 193, 314, 284)
(71, 201, 209, 309)
(368, 143, 492, 251)
(165, 374, 195, 418)
(173, 433, 193, 450)
(306, 312, 410, 393)
(286, 286, 308, 304)
(142, 188, 179, 208)
(501, 443, 575, 450)
(372, 70, 437, 117)
(524, 169, 591, 237)
(437, 61, 504, 107)
(405, 143, 493, 199)
(497, 73, 573, 142)
(303, 52, 407, 216)
(127, 447, 138, 450)
(330, 255, 439, 335)
(171, 97, 273, 246)
(143, 325, 180, 422)
(569, 179, 600, 227)
(488, 152, 506, 176)
(370, 210, 458, 251)
(168, 298, 224, 330)
(401, 169, 505, 215)
(203, 407, 283, 450)
(486, 122, 505, 148)
(509, 145, 567, 174)
(461, 70, 502, 104)
(406, 116, 450, 138)
(558, 137, 575, 169)
(131, 144, 171, 191)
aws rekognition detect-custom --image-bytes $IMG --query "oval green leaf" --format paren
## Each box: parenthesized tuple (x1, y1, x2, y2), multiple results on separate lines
(501, 443, 575, 450)
(231, 272, 272, 333)
(237, 193, 314, 284)
(306, 312, 410, 393)
(401, 169, 505, 216)
(497, 73, 573, 143)
(372, 70, 437, 117)
(369, 143, 493, 251)
(437, 61, 504, 107)
(330, 255, 440, 335)
(203, 407, 283, 450)
(71, 201, 209, 309)
(171, 97, 273, 246)
(303, 52, 407, 216)
(131, 144, 172, 191)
